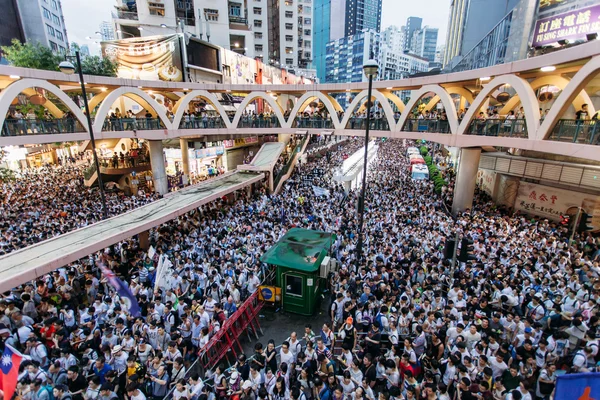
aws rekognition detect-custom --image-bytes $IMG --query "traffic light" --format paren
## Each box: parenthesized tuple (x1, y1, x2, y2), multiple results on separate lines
(577, 212, 594, 232)
(443, 239, 456, 260)
(458, 238, 477, 263)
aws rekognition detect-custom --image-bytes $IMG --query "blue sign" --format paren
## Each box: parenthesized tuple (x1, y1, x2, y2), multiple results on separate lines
(261, 287, 273, 301)
(555, 372, 600, 400)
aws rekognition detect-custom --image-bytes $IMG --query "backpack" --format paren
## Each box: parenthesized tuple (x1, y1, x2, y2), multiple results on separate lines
(40, 386, 55, 400)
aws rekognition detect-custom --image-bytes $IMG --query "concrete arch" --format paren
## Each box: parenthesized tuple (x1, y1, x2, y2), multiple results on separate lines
(340, 89, 397, 131)
(499, 75, 595, 116)
(457, 75, 540, 136)
(21, 88, 64, 118)
(538, 55, 600, 140)
(381, 91, 405, 113)
(423, 87, 474, 113)
(93, 87, 172, 132)
(0, 78, 89, 132)
(286, 91, 342, 128)
(88, 91, 110, 113)
(396, 85, 459, 134)
(231, 92, 286, 128)
(172, 90, 231, 128)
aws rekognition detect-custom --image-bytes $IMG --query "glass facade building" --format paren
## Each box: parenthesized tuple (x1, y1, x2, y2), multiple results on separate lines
(344, 0, 382, 36)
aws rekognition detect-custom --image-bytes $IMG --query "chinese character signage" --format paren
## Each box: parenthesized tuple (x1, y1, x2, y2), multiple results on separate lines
(195, 146, 224, 159)
(477, 169, 497, 196)
(514, 182, 599, 227)
(223, 136, 259, 149)
(532, 4, 600, 47)
(101, 35, 184, 82)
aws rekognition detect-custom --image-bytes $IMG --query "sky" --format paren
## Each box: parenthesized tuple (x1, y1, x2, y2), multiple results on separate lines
(61, 0, 451, 52)
(381, 0, 450, 46)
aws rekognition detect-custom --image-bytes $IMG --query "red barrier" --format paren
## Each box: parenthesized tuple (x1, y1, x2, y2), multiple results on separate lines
(198, 291, 264, 371)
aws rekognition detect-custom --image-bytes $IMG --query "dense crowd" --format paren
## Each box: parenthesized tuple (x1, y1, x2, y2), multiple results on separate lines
(1, 137, 599, 400)
(0, 164, 159, 255)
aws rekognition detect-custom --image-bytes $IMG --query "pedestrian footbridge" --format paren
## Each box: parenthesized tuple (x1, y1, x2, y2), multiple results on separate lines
(0, 171, 264, 293)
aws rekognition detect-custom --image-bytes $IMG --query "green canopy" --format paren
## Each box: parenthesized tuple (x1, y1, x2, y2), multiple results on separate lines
(260, 228, 336, 272)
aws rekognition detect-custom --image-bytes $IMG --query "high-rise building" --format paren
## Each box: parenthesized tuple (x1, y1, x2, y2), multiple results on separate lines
(313, 0, 347, 83)
(99, 21, 115, 41)
(325, 29, 381, 83)
(6, 0, 70, 54)
(344, 0, 382, 37)
(443, 0, 519, 67)
(380, 25, 428, 80)
(410, 26, 438, 63)
(0, 0, 25, 59)
(403, 16, 422, 51)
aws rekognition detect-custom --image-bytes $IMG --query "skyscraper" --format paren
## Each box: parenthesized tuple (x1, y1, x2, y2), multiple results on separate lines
(99, 21, 115, 41)
(403, 16, 422, 51)
(314, 0, 347, 82)
(344, 0, 382, 37)
(410, 26, 438, 63)
(0, 0, 25, 57)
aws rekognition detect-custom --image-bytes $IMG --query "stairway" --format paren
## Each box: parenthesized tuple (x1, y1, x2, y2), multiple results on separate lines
(273, 135, 311, 194)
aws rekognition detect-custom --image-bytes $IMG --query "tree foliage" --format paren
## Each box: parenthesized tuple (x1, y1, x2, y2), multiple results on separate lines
(80, 55, 118, 77)
(1, 39, 62, 71)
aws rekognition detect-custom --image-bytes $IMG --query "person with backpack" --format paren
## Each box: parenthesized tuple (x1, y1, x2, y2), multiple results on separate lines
(31, 378, 53, 400)
(53, 384, 72, 400)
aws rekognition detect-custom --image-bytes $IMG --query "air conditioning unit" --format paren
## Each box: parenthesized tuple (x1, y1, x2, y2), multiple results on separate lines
(319, 256, 337, 279)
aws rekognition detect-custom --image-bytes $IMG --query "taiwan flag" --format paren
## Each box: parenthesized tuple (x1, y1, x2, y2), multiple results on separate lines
(1, 344, 23, 400)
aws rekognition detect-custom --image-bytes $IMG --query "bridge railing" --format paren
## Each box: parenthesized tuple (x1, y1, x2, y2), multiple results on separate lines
(2, 118, 86, 136)
(102, 118, 165, 131)
(548, 119, 600, 144)
(178, 118, 227, 129)
(292, 117, 335, 129)
(344, 117, 391, 131)
(465, 118, 528, 138)
(238, 116, 282, 128)
(401, 118, 451, 133)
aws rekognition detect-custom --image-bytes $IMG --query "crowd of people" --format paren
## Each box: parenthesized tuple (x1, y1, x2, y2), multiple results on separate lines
(0, 136, 599, 400)
(0, 164, 159, 255)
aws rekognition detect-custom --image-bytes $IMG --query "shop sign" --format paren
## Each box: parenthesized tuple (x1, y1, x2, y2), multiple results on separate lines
(223, 136, 258, 149)
(195, 146, 224, 159)
(532, 4, 600, 47)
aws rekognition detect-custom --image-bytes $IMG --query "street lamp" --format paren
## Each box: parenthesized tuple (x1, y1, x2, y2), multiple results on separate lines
(355, 58, 379, 265)
(59, 52, 108, 220)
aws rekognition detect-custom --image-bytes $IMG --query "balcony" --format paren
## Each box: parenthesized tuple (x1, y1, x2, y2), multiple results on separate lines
(229, 16, 248, 25)
(112, 10, 139, 21)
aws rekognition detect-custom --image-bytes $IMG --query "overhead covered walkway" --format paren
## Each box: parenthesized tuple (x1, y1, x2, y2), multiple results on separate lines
(0, 171, 264, 292)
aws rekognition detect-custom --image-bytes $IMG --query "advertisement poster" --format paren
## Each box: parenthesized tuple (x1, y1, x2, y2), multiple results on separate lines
(532, 4, 600, 47)
(101, 35, 183, 81)
(538, 0, 572, 12)
(514, 182, 599, 225)
(477, 169, 497, 196)
(223, 49, 257, 84)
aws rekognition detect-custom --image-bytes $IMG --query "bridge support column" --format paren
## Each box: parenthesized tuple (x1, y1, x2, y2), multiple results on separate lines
(451, 147, 481, 215)
(180, 138, 190, 184)
(149, 140, 168, 195)
(138, 230, 149, 250)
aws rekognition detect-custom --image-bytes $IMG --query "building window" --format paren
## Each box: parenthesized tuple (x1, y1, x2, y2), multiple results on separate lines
(253, 7, 262, 15)
(255, 44, 263, 52)
(285, 11, 293, 18)
(51, 0, 58, 10)
(56, 30, 64, 41)
(285, 47, 293, 54)
(286, 58, 293, 65)
(304, 17, 311, 25)
(42, 7, 51, 19)
(49, 41, 58, 51)
(285, 35, 294, 42)
(254, 19, 262, 27)
(254, 32, 263, 39)
(304, 29, 311, 36)
(59, 46, 66, 53)
(304, 40, 311, 48)
(229, 3, 241, 16)
(148, 3, 165, 16)
(284, 0, 293, 5)
(304, 6, 311, 13)
(204, 8, 219, 21)
(285, 23, 293, 30)
(46, 24, 55, 37)
(52, 14, 61, 26)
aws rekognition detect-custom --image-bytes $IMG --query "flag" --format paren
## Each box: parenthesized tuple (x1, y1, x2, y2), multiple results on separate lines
(1, 344, 23, 400)
(312, 185, 330, 197)
(99, 263, 141, 317)
(555, 372, 600, 400)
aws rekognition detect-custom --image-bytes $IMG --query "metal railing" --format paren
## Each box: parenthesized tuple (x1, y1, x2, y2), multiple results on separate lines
(549, 119, 599, 144)
(273, 137, 306, 190)
(402, 118, 451, 133)
(228, 16, 248, 25)
(102, 118, 165, 131)
(345, 117, 391, 131)
(465, 118, 528, 138)
(179, 118, 227, 129)
(112, 10, 139, 20)
(1, 119, 86, 136)
(293, 118, 335, 129)
(238, 117, 282, 128)
(83, 164, 97, 181)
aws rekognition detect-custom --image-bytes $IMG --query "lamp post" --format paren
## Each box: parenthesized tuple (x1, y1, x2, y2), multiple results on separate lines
(59, 52, 108, 220)
(355, 58, 379, 265)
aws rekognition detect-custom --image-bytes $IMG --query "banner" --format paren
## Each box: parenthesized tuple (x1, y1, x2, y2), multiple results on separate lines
(98, 263, 141, 317)
(477, 169, 497, 196)
(195, 146, 224, 159)
(101, 34, 183, 81)
(312, 185, 331, 197)
(532, 4, 600, 47)
(555, 372, 600, 400)
(224, 136, 258, 149)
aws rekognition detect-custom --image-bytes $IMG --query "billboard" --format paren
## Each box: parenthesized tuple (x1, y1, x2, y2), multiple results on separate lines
(532, 4, 600, 47)
(539, 0, 571, 12)
(101, 35, 184, 82)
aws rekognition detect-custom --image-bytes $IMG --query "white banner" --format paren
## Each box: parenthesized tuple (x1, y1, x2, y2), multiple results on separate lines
(477, 169, 497, 196)
(312, 185, 330, 197)
(514, 182, 597, 222)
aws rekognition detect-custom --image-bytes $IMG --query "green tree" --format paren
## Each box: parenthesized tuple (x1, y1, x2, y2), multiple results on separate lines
(0, 149, 16, 183)
(1, 39, 62, 71)
(79, 55, 118, 77)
